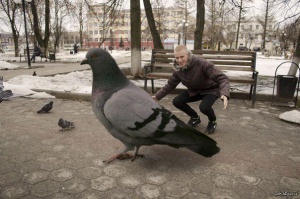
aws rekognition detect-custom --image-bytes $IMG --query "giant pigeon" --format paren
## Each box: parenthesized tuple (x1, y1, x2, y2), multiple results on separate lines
(81, 48, 220, 163)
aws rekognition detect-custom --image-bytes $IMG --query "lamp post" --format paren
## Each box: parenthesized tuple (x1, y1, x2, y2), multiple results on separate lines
(182, 20, 188, 46)
(281, 31, 286, 51)
(109, 28, 114, 52)
(14, 0, 32, 68)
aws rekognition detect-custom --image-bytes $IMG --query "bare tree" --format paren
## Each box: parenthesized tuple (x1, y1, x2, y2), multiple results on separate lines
(228, 0, 253, 49)
(51, 0, 72, 52)
(83, 0, 123, 48)
(30, 0, 50, 56)
(130, 0, 141, 77)
(143, 0, 163, 49)
(255, 0, 277, 54)
(0, 0, 21, 56)
(206, 0, 226, 50)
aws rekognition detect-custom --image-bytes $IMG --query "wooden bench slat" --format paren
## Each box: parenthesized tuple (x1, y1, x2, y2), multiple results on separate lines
(195, 55, 254, 61)
(152, 58, 174, 63)
(192, 50, 255, 56)
(145, 73, 255, 84)
(210, 60, 253, 66)
(152, 63, 174, 68)
(216, 66, 253, 71)
(153, 53, 174, 59)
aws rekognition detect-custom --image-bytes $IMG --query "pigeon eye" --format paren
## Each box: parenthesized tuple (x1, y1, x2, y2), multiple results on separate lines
(91, 53, 97, 58)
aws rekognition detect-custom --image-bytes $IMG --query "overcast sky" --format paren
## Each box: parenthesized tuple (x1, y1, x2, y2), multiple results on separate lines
(1, 0, 299, 33)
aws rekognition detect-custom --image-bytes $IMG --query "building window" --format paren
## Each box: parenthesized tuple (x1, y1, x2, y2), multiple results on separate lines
(95, 38, 98, 42)
(241, 25, 244, 29)
(250, 25, 252, 30)
(94, 30, 98, 35)
(255, 34, 258, 39)
(89, 31, 93, 35)
(256, 25, 259, 30)
(269, 25, 272, 30)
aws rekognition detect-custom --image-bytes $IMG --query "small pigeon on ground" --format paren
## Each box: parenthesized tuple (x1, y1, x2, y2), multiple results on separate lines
(81, 48, 220, 163)
(0, 76, 3, 92)
(37, 101, 54, 113)
(58, 118, 75, 130)
(33, 71, 37, 76)
(0, 90, 14, 100)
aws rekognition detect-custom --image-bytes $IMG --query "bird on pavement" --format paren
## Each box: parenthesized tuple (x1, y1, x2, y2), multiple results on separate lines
(0, 76, 3, 92)
(33, 71, 37, 76)
(58, 118, 75, 130)
(37, 101, 54, 113)
(0, 90, 14, 101)
(80, 48, 220, 163)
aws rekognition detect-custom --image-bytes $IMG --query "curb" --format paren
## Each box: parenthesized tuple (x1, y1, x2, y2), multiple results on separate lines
(32, 87, 288, 105)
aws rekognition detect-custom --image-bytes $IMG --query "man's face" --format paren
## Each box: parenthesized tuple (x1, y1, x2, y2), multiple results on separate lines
(174, 49, 188, 68)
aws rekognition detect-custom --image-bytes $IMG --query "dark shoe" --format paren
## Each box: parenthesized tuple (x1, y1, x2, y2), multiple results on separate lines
(188, 116, 201, 126)
(205, 121, 217, 134)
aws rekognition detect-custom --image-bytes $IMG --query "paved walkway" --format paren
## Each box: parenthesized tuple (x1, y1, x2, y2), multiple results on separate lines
(0, 97, 299, 199)
(0, 55, 132, 80)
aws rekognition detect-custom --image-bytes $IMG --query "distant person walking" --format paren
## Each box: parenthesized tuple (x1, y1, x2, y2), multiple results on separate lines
(73, 43, 78, 54)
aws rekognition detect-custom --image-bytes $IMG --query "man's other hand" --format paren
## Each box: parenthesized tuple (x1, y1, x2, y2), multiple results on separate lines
(221, 95, 228, 109)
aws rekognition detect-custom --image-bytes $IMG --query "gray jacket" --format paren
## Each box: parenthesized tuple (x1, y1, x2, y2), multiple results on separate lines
(155, 54, 230, 100)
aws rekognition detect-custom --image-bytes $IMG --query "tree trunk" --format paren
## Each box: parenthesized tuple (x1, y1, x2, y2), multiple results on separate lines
(262, 0, 269, 54)
(31, 0, 50, 57)
(235, 0, 243, 49)
(287, 31, 300, 76)
(79, 4, 84, 49)
(11, 23, 19, 57)
(130, 0, 141, 77)
(143, 0, 164, 49)
(194, 0, 205, 50)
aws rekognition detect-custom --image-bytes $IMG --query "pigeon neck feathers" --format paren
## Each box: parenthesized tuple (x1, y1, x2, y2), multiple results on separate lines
(88, 49, 128, 91)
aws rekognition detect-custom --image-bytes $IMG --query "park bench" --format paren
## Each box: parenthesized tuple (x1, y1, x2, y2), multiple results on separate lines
(20, 48, 47, 62)
(144, 49, 258, 106)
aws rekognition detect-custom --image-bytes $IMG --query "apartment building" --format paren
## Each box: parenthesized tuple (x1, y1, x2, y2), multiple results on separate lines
(0, 32, 14, 52)
(84, 3, 279, 51)
(223, 17, 278, 51)
(84, 3, 190, 49)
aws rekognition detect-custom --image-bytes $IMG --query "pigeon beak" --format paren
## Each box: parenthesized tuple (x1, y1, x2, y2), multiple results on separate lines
(80, 58, 88, 65)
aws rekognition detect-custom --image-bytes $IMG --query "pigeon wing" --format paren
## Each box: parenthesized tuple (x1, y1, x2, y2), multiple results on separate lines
(103, 82, 219, 157)
(104, 83, 164, 138)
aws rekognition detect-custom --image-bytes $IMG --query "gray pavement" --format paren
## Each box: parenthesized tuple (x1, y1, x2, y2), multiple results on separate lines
(0, 96, 300, 199)
(1, 52, 300, 198)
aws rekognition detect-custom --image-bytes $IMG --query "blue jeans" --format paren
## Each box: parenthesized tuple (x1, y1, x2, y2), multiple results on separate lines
(31, 52, 38, 61)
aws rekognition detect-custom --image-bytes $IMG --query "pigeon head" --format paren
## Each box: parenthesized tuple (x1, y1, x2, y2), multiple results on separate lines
(81, 48, 128, 91)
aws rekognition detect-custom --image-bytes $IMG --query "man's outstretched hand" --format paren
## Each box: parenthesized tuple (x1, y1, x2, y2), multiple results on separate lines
(221, 95, 228, 109)
(152, 96, 158, 102)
